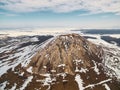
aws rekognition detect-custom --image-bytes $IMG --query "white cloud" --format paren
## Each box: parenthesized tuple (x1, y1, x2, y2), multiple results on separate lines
(0, 0, 120, 15)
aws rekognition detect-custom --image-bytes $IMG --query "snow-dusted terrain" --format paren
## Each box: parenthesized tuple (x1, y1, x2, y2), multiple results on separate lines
(0, 29, 120, 90)
(0, 35, 53, 76)
(0, 28, 75, 37)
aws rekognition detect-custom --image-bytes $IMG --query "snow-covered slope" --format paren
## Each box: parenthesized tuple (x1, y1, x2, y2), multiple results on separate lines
(86, 36, 120, 80)
(0, 35, 53, 75)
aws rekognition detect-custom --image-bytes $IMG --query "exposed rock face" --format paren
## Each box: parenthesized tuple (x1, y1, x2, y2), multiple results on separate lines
(29, 34, 103, 75)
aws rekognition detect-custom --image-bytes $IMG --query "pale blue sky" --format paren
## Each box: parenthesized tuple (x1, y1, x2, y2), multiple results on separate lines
(0, 0, 120, 29)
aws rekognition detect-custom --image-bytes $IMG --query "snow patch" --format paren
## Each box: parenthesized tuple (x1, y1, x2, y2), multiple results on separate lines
(39, 73, 56, 90)
(58, 64, 65, 67)
(0, 81, 7, 90)
(103, 84, 111, 90)
(57, 73, 67, 79)
(109, 34, 120, 39)
(10, 83, 17, 90)
(92, 60, 100, 75)
(43, 75, 52, 86)
(30, 37, 39, 42)
(74, 59, 82, 72)
(19, 76, 33, 90)
(80, 68, 88, 73)
(27, 67, 33, 73)
(20, 72, 24, 76)
(84, 79, 111, 89)
(75, 74, 84, 90)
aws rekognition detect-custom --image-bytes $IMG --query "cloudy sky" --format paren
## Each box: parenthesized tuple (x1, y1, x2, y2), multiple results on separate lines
(0, 0, 120, 29)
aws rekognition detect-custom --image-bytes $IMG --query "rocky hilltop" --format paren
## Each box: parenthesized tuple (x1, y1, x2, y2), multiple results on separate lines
(29, 34, 103, 75)
(0, 34, 120, 90)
